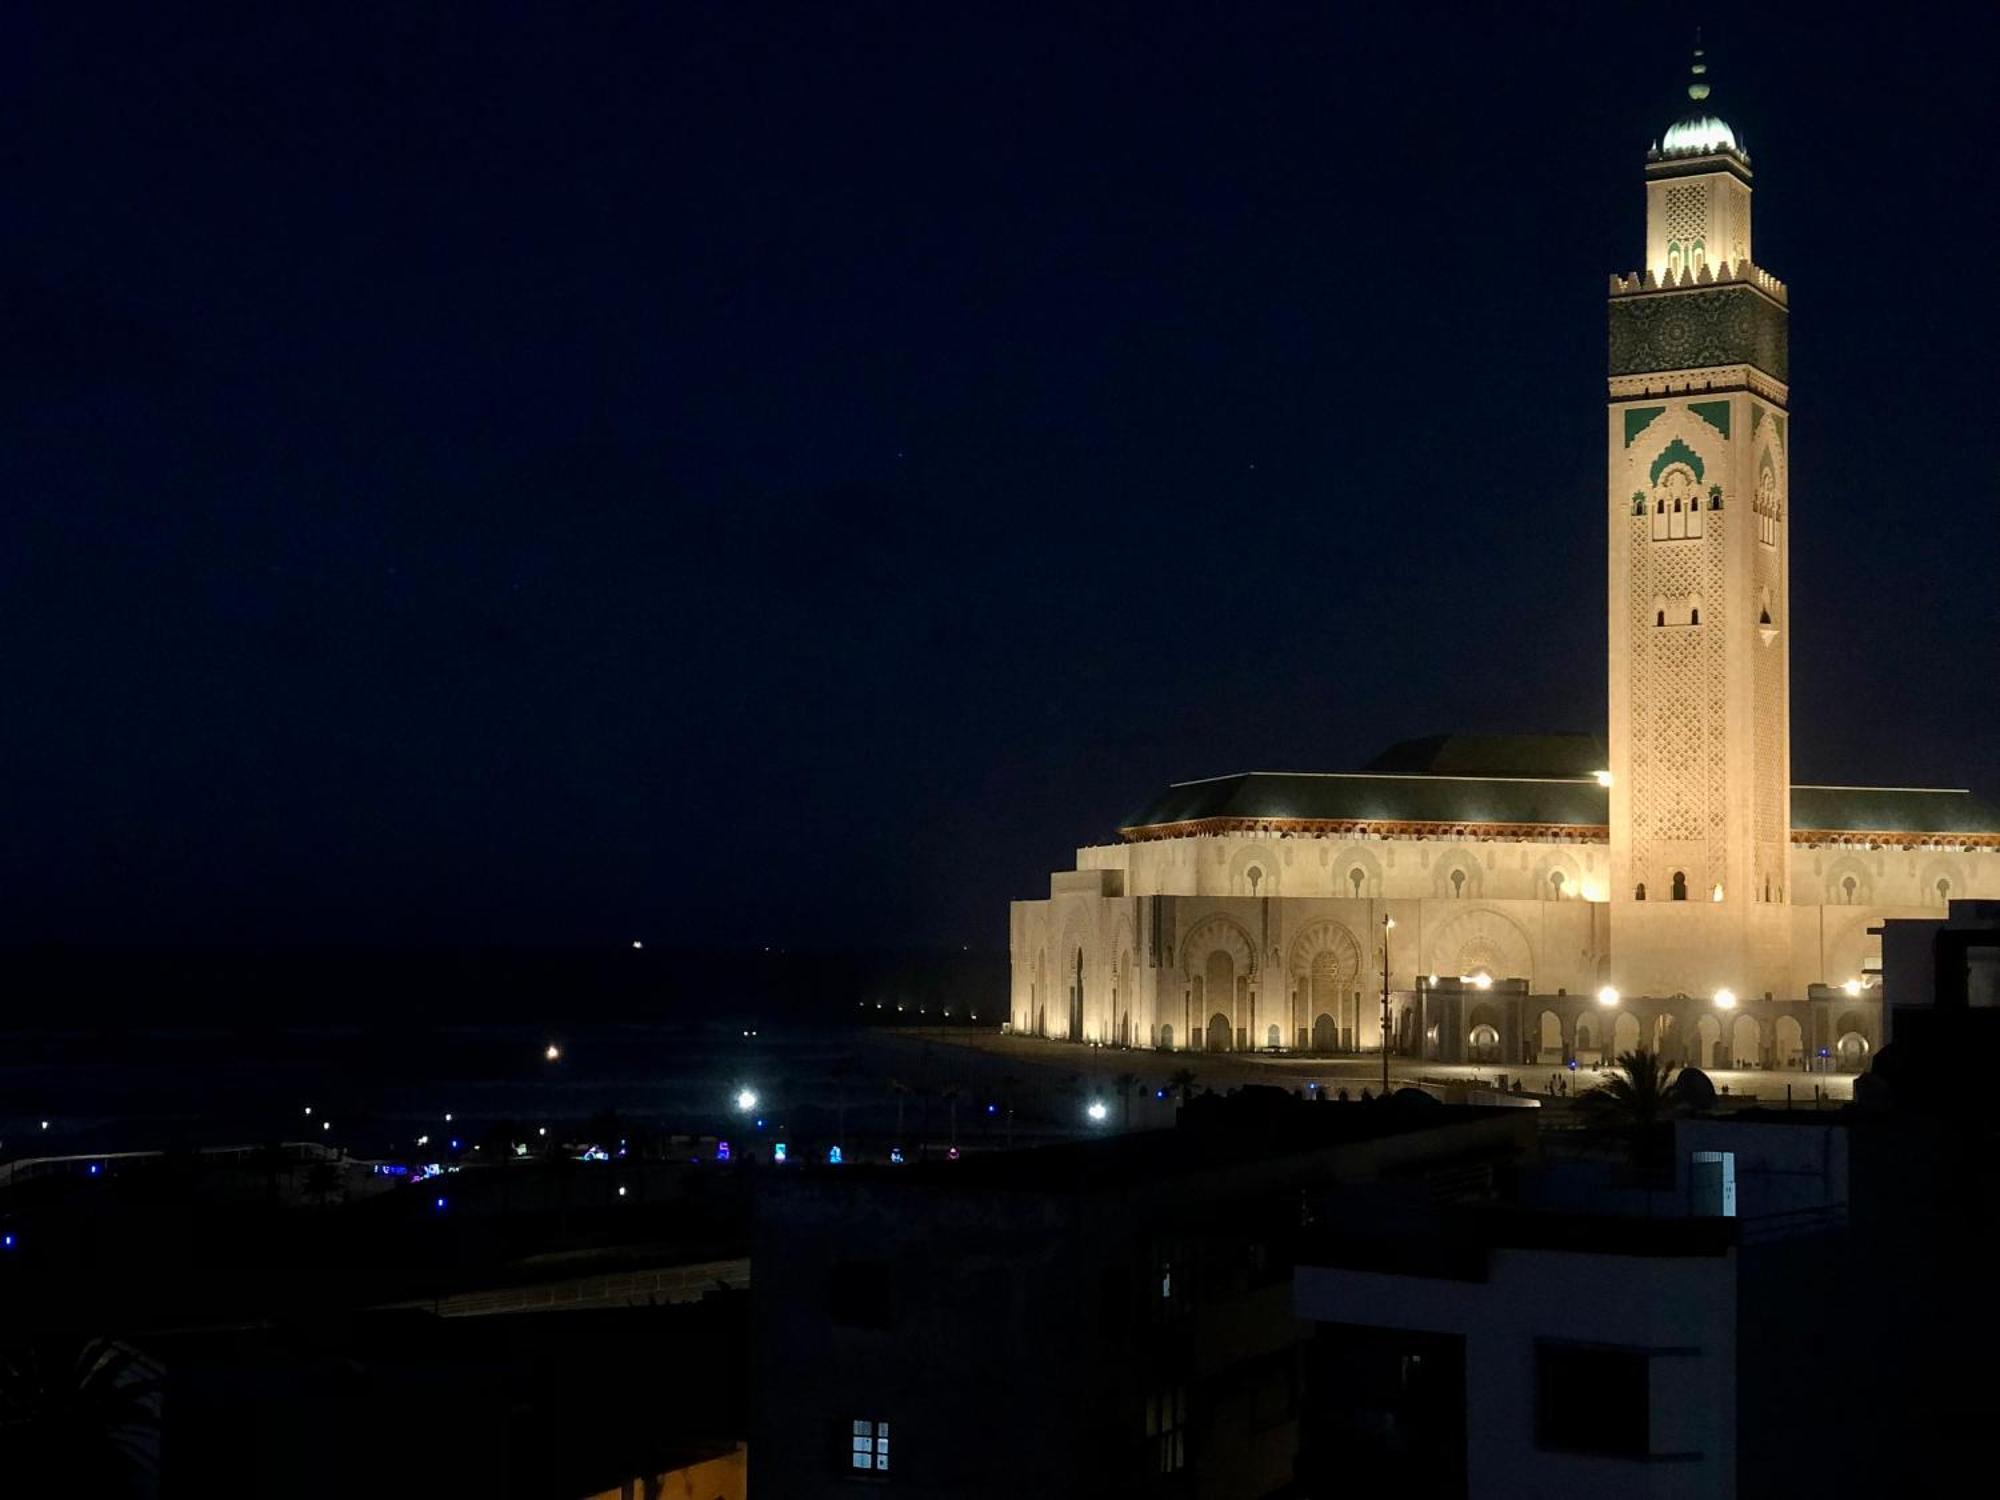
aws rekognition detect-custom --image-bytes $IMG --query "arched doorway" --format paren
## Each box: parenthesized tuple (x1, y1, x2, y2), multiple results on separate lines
(1537, 1010, 1564, 1063)
(1574, 1015, 1600, 1065)
(1159, 1023, 1175, 1051)
(1834, 1010, 1873, 1072)
(1695, 1014, 1722, 1071)
(1774, 1015, 1804, 1068)
(1206, 1013, 1232, 1052)
(1468, 1023, 1501, 1063)
(1612, 1012, 1642, 1057)
(1731, 1015, 1763, 1069)
(1312, 1012, 1337, 1053)
(1203, 950, 1237, 1050)
(1652, 1013, 1679, 1062)
(1266, 1024, 1281, 1050)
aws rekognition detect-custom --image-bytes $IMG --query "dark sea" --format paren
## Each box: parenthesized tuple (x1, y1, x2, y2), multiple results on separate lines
(0, 946, 1018, 1162)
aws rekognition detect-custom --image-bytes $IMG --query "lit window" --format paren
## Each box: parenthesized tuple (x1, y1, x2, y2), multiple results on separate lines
(851, 1418, 890, 1472)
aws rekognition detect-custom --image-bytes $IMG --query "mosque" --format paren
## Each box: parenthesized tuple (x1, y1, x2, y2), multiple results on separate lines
(1008, 51, 1999, 1073)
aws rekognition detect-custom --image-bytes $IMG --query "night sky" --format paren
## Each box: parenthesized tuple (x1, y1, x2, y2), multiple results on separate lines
(4, 4, 1995, 953)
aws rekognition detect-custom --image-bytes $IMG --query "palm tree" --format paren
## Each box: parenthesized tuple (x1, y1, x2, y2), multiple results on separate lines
(1578, 1049, 1688, 1129)
(1113, 1072, 1141, 1129)
(1169, 1068, 1200, 1108)
(1579, 1049, 1691, 1170)
(0, 1336, 161, 1497)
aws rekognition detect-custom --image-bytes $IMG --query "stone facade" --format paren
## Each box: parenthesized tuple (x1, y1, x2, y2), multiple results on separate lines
(1007, 79, 1999, 1067)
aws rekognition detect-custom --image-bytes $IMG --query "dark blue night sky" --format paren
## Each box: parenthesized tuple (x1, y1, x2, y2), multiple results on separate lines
(3, 3, 1994, 952)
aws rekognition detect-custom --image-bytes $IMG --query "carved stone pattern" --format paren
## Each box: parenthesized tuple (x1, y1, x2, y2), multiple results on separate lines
(1665, 184, 1706, 243)
(1609, 287, 1789, 383)
(1628, 511, 1726, 884)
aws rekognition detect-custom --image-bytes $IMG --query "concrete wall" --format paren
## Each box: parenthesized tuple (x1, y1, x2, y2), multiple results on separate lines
(1295, 1247, 1736, 1498)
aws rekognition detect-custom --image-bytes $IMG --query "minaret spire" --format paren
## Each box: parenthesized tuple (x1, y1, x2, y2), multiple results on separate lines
(1688, 35, 1712, 103)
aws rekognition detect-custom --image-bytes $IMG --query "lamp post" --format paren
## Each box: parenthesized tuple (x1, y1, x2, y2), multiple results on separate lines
(1380, 914, 1396, 1098)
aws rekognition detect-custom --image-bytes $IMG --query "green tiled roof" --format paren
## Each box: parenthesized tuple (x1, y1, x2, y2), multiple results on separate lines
(1118, 737, 2000, 838)
(1361, 734, 1609, 780)
(1790, 785, 2000, 836)
(1121, 772, 1607, 832)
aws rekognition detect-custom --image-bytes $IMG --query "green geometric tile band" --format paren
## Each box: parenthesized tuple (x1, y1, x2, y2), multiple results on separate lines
(1623, 406, 1666, 446)
(1609, 286, 1789, 382)
(1689, 399, 1731, 437)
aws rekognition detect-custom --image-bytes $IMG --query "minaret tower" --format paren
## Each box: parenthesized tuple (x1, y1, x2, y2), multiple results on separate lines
(1605, 46, 1793, 1000)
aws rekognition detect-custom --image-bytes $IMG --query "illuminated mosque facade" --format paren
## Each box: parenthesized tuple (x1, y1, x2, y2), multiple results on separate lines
(1009, 52, 1999, 1071)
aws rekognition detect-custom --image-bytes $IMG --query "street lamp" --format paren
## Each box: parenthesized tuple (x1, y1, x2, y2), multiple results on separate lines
(1596, 985, 1620, 1008)
(1714, 988, 1737, 1010)
(1086, 1099, 1109, 1124)
(735, 1087, 760, 1113)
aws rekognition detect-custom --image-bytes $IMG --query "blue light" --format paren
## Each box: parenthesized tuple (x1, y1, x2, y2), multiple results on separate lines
(434, 1196, 447, 1211)
(889, 1147, 905, 1165)
(717, 1140, 732, 1162)
(1567, 1060, 1578, 1071)
(754, 1118, 765, 1129)
(89, 1163, 100, 1175)
(773, 1143, 788, 1163)
(1156, 1090, 1166, 1099)
(2, 1233, 14, 1250)
(986, 1104, 997, 1115)
(828, 1146, 844, 1165)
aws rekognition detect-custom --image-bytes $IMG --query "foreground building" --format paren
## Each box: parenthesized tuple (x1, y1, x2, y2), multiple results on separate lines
(751, 1092, 1536, 1497)
(1010, 51, 1998, 1062)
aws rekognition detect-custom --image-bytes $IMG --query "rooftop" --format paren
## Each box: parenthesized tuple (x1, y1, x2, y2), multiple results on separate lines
(1118, 735, 2000, 842)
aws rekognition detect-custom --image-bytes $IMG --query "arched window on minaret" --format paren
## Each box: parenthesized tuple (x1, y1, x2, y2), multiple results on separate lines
(1671, 871, 1688, 901)
(1635, 883, 1647, 901)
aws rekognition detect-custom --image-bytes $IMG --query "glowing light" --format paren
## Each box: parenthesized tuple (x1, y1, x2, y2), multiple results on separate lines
(1466, 972, 1493, 990)
(1712, 884, 1725, 903)
(444, 1113, 453, 1122)
(946, 1146, 960, 1160)
(1427, 973, 1439, 986)
(449, 1139, 460, 1151)
(434, 1196, 447, 1211)
(2, 1234, 13, 1249)
(40, 1121, 49, 1131)
(537, 1127, 547, 1137)
(89, 1163, 99, 1175)
(985, 1103, 998, 1115)
(1714, 988, 1737, 1010)
(545, 1043, 561, 1061)
(773, 1143, 788, 1163)
(1086, 1100, 1109, 1123)
(1661, 114, 1739, 156)
(617, 1185, 628, 1197)
(631, 940, 643, 950)
(828, 1146, 844, 1165)
(1843, 978, 1863, 997)
(890, 1147, 905, 1164)
(321, 1121, 330, 1131)
(1594, 770, 1614, 788)
(303, 1106, 313, 1116)
(1383, 916, 1396, 930)
(716, 1140, 732, 1162)
(735, 1088, 760, 1112)
(1597, 986, 1620, 1008)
